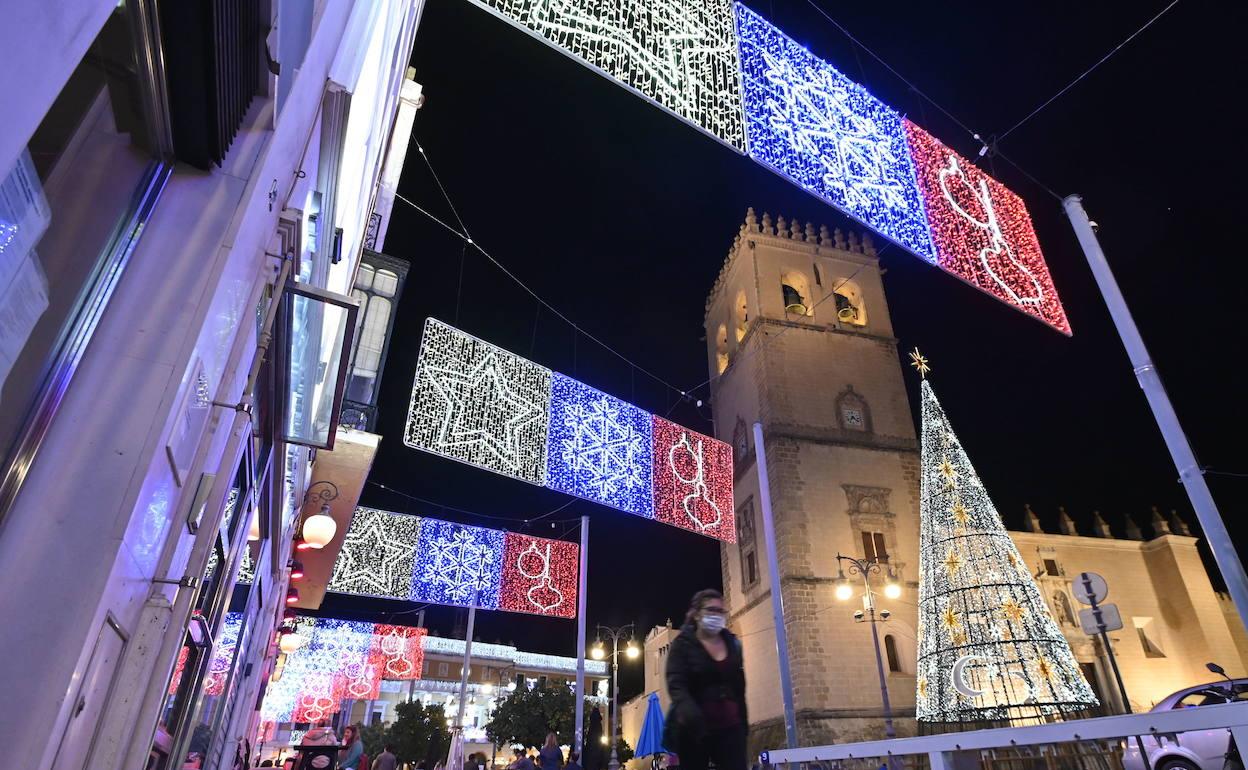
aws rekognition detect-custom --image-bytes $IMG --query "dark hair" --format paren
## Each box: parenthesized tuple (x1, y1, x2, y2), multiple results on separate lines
(515, 749, 525, 757)
(260, 762, 274, 768)
(385, 744, 395, 752)
(569, 753, 580, 762)
(684, 588, 724, 625)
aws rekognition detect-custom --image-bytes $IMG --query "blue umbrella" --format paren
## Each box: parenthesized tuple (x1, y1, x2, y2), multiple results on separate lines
(635, 691, 667, 758)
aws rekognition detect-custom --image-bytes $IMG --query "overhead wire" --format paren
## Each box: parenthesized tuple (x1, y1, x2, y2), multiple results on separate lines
(995, 0, 1184, 144)
(402, 141, 693, 404)
(367, 480, 582, 530)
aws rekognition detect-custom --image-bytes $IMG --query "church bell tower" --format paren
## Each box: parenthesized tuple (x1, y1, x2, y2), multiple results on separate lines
(704, 208, 921, 750)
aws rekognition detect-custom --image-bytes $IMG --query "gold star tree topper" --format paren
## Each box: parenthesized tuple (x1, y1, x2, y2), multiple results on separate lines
(909, 347, 931, 378)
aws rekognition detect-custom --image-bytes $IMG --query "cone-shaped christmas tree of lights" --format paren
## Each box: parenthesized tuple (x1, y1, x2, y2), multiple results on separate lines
(911, 350, 1097, 724)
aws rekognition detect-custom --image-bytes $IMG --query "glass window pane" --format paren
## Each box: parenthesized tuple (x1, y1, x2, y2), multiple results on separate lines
(373, 268, 398, 297)
(283, 285, 357, 449)
(1, 3, 155, 474)
(355, 263, 375, 291)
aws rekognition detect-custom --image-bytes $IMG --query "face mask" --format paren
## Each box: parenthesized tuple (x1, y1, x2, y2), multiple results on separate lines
(699, 613, 726, 633)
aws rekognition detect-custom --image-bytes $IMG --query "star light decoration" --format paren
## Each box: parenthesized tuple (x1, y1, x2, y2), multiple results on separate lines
(469, 0, 746, 149)
(547, 374, 654, 517)
(500, 532, 580, 618)
(327, 507, 421, 599)
(903, 121, 1071, 334)
(734, 4, 934, 258)
(411, 519, 505, 609)
(405, 318, 551, 484)
(916, 376, 1096, 723)
(653, 416, 736, 542)
(405, 320, 738, 543)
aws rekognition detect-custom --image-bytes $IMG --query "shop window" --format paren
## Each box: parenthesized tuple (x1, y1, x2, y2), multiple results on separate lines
(885, 635, 901, 672)
(0, 2, 166, 501)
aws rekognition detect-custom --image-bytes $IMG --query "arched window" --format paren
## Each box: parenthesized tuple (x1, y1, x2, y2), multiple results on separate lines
(734, 290, 748, 341)
(780, 269, 813, 316)
(715, 324, 729, 374)
(885, 635, 901, 672)
(832, 279, 867, 326)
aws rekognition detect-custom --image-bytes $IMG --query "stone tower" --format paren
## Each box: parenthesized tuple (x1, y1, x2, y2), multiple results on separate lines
(704, 209, 920, 751)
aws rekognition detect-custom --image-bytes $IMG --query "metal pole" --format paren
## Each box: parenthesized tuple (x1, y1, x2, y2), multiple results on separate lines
(1064, 195, 1248, 632)
(865, 596, 897, 740)
(752, 422, 799, 749)
(575, 515, 590, 755)
(457, 603, 477, 728)
(611, 642, 619, 766)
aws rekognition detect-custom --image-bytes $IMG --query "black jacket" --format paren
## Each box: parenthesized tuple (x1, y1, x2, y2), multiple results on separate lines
(663, 624, 747, 752)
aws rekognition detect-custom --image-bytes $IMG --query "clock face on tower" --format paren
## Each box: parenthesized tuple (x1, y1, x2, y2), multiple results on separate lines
(842, 407, 865, 429)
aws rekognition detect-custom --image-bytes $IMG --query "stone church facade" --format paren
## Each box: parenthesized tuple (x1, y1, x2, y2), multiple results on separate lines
(699, 209, 1248, 756)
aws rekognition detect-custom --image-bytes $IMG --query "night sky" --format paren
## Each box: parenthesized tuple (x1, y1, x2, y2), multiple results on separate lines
(321, 0, 1246, 701)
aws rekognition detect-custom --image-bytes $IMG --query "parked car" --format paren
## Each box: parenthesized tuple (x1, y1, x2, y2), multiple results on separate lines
(1123, 678, 1248, 770)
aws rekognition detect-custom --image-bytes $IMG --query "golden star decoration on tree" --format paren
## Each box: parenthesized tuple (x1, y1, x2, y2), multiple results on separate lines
(943, 549, 963, 576)
(938, 458, 958, 488)
(917, 677, 929, 699)
(951, 499, 970, 526)
(909, 348, 931, 378)
(942, 604, 960, 630)
(1035, 655, 1056, 682)
(1001, 598, 1025, 623)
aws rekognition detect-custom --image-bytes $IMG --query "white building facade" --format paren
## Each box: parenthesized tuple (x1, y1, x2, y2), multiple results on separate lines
(0, 2, 426, 769)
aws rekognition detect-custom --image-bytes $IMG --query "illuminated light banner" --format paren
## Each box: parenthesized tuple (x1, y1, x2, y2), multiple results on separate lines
(405, 319, 736, 542)
(467, 0, 747, 151)
(903, 122, 1071, 333)
(328, 507, 581, 618)
(261, 617, 428, 723)
(734, 4, 934, 259)
(732, 3, 1068, 332)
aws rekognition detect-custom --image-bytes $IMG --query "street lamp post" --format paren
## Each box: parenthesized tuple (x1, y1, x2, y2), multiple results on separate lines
(834, 553, 902, 743)
(592, 624, 639, 770)
(485, 665, 517, 767)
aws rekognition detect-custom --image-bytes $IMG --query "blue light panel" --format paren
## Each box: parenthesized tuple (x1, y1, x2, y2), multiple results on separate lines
(546, 374, 655, 518)
(411, 518, 504, 609)
(735, 4, 935, 259)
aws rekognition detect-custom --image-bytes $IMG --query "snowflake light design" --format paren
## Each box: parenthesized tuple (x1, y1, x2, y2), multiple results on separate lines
(652, 416, 736, 542)
(470, 0, 745, 150)
(735, 4, 933, 258)
(328, 507, 421, 599)
(500, 532, 579, 618)
(412, 519, 505, 609)
(903, 121, 1071, 334)
(547, 374, 654, 516)
(405, 319, 552, 484)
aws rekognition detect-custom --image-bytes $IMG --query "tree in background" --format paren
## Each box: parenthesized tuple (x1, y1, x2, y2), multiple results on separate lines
(914, 363, 1097, 725)
(386, 701, 451, 766)
(359, 721, 388, 760)
(485, 683, 596, 749)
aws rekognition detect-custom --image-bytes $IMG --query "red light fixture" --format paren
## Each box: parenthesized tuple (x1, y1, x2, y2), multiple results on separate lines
(289, 560, 305, 580)
(285, 586, 299, 605)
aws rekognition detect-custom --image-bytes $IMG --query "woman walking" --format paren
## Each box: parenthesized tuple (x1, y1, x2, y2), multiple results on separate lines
(339, 724, 365, 770)
(539, 733, 564, 770)
(663, 589, 747, 770)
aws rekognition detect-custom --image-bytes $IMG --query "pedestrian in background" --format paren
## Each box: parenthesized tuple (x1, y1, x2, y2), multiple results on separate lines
(565, 751, 582, 770)
(339, 724, 364, 770)
(539, 732, 563, 770)
(663, 589, 747, 770)
(371, 743, 398, 770)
